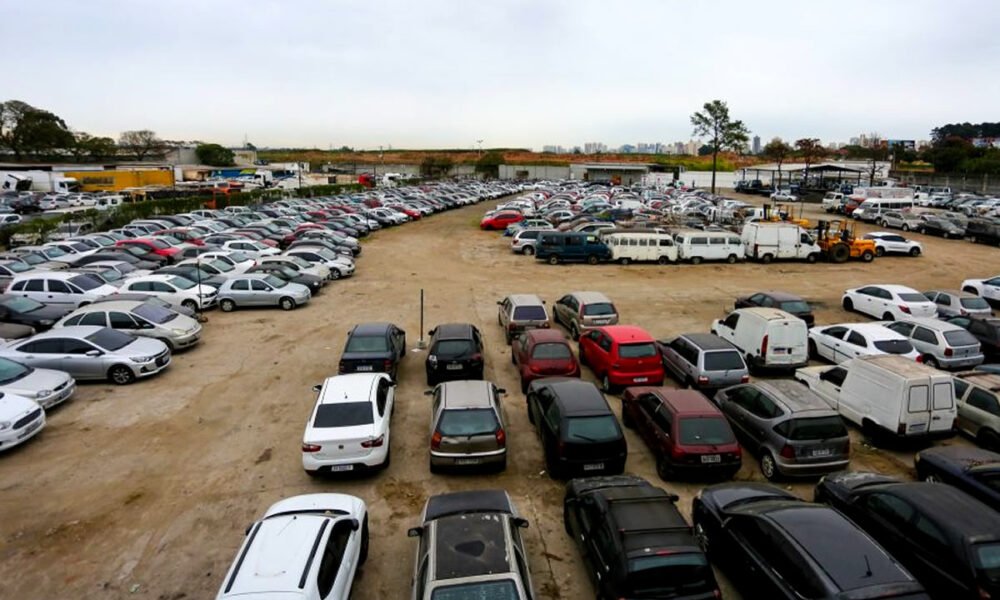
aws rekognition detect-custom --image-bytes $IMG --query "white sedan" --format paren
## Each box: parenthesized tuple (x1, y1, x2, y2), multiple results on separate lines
(842, 284, 938, 320)
(196, 251, 256, 274)
(221, 240, 280, 260)
(808, 322, 921, 364)
(863, 232, 923, 257)
(302, 373, 393, 475)
(769, 189, 800, 202)
(0, 392, 45, 452)
(119, 274, 218, 310)
(963, 275, 1000, 303)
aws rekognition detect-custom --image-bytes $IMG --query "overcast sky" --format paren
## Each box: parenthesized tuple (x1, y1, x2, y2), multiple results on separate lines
(5, 0, 998, 150)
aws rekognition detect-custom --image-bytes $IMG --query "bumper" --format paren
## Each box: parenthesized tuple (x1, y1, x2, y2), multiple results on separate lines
(172, 330, 202, 349)
(609, 371, 664, 387)
(430, 448, 506, 469)
(666, 458, 742, 478)
(37, 381, 76, 409)
(0, 414, 45, 451)
(936, 354, 985, 370)
(428, 365, 483, 382)
(777, 457, 850, 477)
(197, 296, 217, 309)
(302, 444, 388, 472)
(136, 355, 171, 378)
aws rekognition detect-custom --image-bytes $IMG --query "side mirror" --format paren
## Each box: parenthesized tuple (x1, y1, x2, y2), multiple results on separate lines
(348, 518, 361, 532)
(496, 300, 502, 306)
(423, 390, 433, 396)
(312, 384, 322, 393)
(407, 527, 422, 538)
(512, 517, 529, 529)
(497, 388, 507, 395)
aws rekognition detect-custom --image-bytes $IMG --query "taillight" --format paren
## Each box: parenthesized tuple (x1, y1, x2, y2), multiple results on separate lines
(471, 353, 483, 362)
(915, 355, 923, 363)
(900, 305, 911, 314)
(740, 374, 750, 383)
(541, 322, 550, 328)
(495, 428, 506, 446)
(338, 361, 346, 373)
(697, 376, 709, 385)
(431, 431, 442, 450)
(780, 444, 795, 459)
(761, 334, 769, 356)
(944, 347, 954, 357)
(361, 435, 384, 448)
(977, 585, 992, 600)
(302, 443, 321, 453)
(383, 359, 393, 371)
(670, 446, 687, 460)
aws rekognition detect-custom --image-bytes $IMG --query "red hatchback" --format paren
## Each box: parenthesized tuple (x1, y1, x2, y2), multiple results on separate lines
(115, 238, 181, 262)
(480, 210, 524, 231)
(621, 387, 741, 480)
(578, 325, 664, 393)
(511, 329, 580, 392)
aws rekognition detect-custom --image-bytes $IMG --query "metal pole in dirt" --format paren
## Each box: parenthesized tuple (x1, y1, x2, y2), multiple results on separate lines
(416, 288, 427, 349)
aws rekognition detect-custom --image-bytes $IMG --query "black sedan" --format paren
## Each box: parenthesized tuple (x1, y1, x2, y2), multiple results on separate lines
(734, 291, 815, 326)
(0, 294, 72, 330)
(693, 482, 928, 600)
(915, 446, 1000, 511)
(918, 216, 965, 239)
(248, 264, 324, 295)
(340, 322, 406, 380)
(947, 315, 1000, 360)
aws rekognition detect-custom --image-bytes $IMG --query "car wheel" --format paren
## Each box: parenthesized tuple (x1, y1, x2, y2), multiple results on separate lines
(330, 269, 341, 280)
(924, 355, 939, 369)
(942, 232, 950, 239)
(656, 456, 672, 481)
(690, 256, 703, 265)
(520, 377, 529, 394)
(918, 227, 926, 234)
(760, 452, 779, 481)
(601, 374, 616, 394)
(523, 246, 535, 256)
(587, 255, 599, 265)
(875, 247, 885, 257)
(619, 257, 630, 265)
(882, 312, 894, 321)
(880, 220, 888, 228)
(108, 365, 136, 385)
(621, 401, 634, 428)
(902, 224, 910, 232)
(861, 249, 874, 262)
(548, 255, 559, 265)
(806, 253, 818, 263)
(842, 297, 854, 311)
(726, 254, 738, 264)
(279, 297, 296, 311)
(923, 473, 940, 483)
(181, 299, 198, 311)
(657, 256, 669, 265)
(761, 253, 773, 264)
(359, 516, 370, 565)
(220, 299, 236, 312)
(909, 247, 921, 257)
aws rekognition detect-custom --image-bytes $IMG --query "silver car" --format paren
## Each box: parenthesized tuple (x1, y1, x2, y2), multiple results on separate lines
(90, 293, 197, 318)
(657, 333, 749, 390)
(878, 210, 922, 231)
(260, 255, 331, 281)
(552, 291, 619, 340)
(0, 356, 76, 409)
(427, 380, 508, 472)
(217, 274, 311, 312)
(0, 326, 170, 385)
(954, 372, 1000, 450)
(55, 300, 202, 351)
(884, 318, 985, 370)
(923, 289, 994, 318)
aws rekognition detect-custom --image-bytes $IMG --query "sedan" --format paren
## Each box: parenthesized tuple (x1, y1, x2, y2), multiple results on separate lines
(217, 274, 311, 312)
(248, 263, 324, 294)
(808, 322, 921, 363)
(918, 215, 965, 238)
(915, 445, 1000, 511)
(962, 275, 1000, 304)
(120, 275, 218, 311)
(0, 356, 75, 410)
(863, 231, 923, 257)
(0, 392, 45, 452)
(842, 284, 938, 320)
(0, 294, 72, 330)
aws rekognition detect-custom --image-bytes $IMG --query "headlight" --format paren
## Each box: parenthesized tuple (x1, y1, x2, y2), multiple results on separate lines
(34, 390, 52, 399)
(129, 356, 155, 363)
(428, 355, 438, 365)
(0, 421, 11, 431)
(171, 329, 186, 335)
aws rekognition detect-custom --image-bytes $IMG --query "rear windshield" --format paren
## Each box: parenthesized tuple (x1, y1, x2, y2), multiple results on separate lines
(974, 543, 1000, 587)
(961, 297, 991, 310)
(583, 302, 616, 316)
(679, 417, 735, 445)
(779, 301, 810, 314)
(945, 330, 980, 346)
(873, 339, 915, 354)
(899, 293, 927, 302)
(565, 415, 620, 442)
(627, 553, 713, 597)
(313, 402, 373, 427)
(431, 580, 519, 600)
(531, 343, 572, 360)
(437, 408, 498, 437)
(512, 305, 547, 320)
(345, 335, 389, 353)
(777, 416, 848, 441)
(432, 340, 475, 358)
(703, 350, 744, 371)
(68, 274, 102, 291)
(619, 342, 657, 358)
(210, 259, 234, 272)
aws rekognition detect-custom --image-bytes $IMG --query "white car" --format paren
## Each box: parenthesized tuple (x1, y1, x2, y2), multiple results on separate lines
(216, 494, 368, 600)
(0, 357, 76, 409)
(808, 322, 921, 364)
(769, 189, 800, 202)
(259, 255, 331, 281)
(302, 373, 394, 475)
(0, 392, 45, 451)
(284, 249, 355, 280)
(842, 284, 938, 320)
(863, 232, 923, 257)
(220, 240, 280, 260)
(196, 251, 256, 274)
(119, 274, 218, 310)
(963, 275, 1000, 303)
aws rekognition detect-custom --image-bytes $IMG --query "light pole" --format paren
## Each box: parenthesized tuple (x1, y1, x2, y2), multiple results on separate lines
(476, 139, 483, 158)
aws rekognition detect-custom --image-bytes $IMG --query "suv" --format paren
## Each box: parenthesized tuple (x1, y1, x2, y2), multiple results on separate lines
(526, 378, 627, 478)
(425, 323, 484, 385)
(338, 322, 407, 380)
(714, 381, 850, 480)
(427, 380, 507, 473)
(579, 325, 664, 393)
(954, 371, 1000, 450)
(621, 387, 741, 480)
(657, 333, 749, 390)
(563, 476, 721, 599)
(407, 490, 535, 600)
(884, 318, 985, 370)
(216, 494, 369, 600)
(496, 294, 549, 344)
(552, 291, 618, 340)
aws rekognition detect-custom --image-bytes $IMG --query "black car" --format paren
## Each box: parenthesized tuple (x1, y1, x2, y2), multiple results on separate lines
(967, 217, 1000, 246)
(248, 264, 324, 294)
(564, 475, 719, 600)
(526, 378, 627, 478)
(156, 265, 227, 290)
(11, 197, 42, 214)
(425, 323, 483, 385)
(918, 216, 965, 238)
(915, 446, 1000, 511)
(693, 482, 928, 600)
(815, 472, 1000, 599)
(947, 315, 1000, 360)
(0, 294, 71, 330)
(287, 239, 354, 259)
(339, 322, 406, 380)
(734, 291, 815, 326)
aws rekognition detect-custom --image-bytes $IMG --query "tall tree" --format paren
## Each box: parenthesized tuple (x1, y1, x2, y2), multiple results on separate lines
(690, 100, 750, 193)
(196, 143, 236, 166)
(762, 138, 792, 187)
(119, 129, 165, 161)
(794, 138, 828, 186)
(0, 100, 73, 159)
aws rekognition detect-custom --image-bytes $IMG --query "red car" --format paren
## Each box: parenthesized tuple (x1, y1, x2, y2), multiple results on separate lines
(388, 204, 421, 220)
(153, 228, 205, 246)
(511, 329, 580, 392)
(115, 238, 181, 262)
(621, 387, 741, 480)
(480, 210, 524, 231)
(578, 325, 664, 393)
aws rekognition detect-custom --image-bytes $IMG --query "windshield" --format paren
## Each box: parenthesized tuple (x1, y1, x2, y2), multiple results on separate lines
(628, 553, 713, 597)
(1, 296, 43, 313)
(975, 543, 1000, 585)
(432, 340, 475, 358)
(313, 402, 373, 427)
(263, 275, 287, 288)
(85, 328, 134, 352)
(286, 256, 312, 269)
(68, 274, 102, 291)
(961, 297, 992, 310)
(133, 303, 177, 324)
(873, 339, 915, 354)
(619, 342, 657, 358)
(583, 302, 616, 316)
(209, 259, 234, 273)
(124, 245, 149, 257)
(228, 251, 251, 263)
(277, 266, 298, 279)
(679, 417, 735, 445)
(431, 580, 519, 600)
(899, 293, 928, 302)
(0, 357, 31, 384)
(94, 269, 121, 282)
(19, 253, 45, 265)
(149, 239, 170, 249)
(781, 416, 848, 441)
(703, 350, 744, 371)
(437, 408, 499, 437)
(779, 301, 811, 314)
(565, 415, 620, 442)
(345, 335, 389, 353)
(512, 305, 547, 320)
(945, 330, 980, 346)
(114, 262, 136, 274)
(531, 342, 572, 360)
(44, 247, 67, 258)
(168, 276, 196, 290)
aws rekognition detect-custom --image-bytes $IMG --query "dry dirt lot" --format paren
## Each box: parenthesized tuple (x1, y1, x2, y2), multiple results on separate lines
(1, 194, 997, 600)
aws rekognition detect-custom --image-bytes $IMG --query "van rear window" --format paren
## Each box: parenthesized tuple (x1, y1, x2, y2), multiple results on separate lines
(513, 306, 547, 321)
(619, 342, 657, 358)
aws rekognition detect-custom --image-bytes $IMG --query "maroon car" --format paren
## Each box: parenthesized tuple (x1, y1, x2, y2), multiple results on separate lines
(512, 329, 580, 392)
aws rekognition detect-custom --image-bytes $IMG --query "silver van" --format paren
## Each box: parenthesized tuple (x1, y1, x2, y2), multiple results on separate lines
(884, 318, 985, 370)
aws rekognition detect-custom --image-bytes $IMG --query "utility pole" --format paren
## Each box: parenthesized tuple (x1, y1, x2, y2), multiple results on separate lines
(476, 139, 483, 158)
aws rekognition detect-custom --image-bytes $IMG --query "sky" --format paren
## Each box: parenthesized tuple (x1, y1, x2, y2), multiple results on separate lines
(4, 0, 999, 150)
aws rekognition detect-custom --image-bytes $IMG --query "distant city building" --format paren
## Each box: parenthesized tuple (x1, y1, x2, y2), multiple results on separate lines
(887, 140, 916, 151)
(620, 144, 636, 154)
(583, 142, 607, 154)
(674, 142, 685, 155)
(684, 140, 700, 155)
(972, 137, 1000, 149)
(849, 137, 861, 146)
(752, 135, 761, 154)
(917, 140, 930, 150)
(542, 145, 566, 153)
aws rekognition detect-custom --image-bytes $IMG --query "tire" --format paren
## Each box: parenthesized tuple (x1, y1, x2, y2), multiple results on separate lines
(806, 253, 818, 264)
(657, 256, 669, 265)
(158, 338, 176, 352)
(808, 339, 818, 359)
(523, 246, 535, 256)
(761, 253, 773, 264)
(330, 269, 341, 280)
(875, 247, 885, 257)
(924, 473, 940, 483)
(760, 452, 779, 481)
(545, 451, 561, 479)
(882, 312, 894, 321)
(829, 243, 850, 263)
(909, 247, 921, 257)
(690, 256, 703, 265)
(902, 224, 910, 232)
(964, 287, 980, 295)
(108, 365, 136, 385)
(279, 297, 296, 311)
(621, 401, 634, 428)
(924, 355, 940, 369)
(520, 377, 528, 394)
(942, 232, 950, 239)
(181, 299, 198, 311)
(880, 220, 888, 228)
(602, 374, 616, 394)
(220, 299, 236, 312)
(587, 255, 599, 265)
(918, 227, 926, 234)
(656, 456, 672, 481)
(619, 257, 630, 266)
(548, 255, 559, 266)
(359, 517, 370, 565)
(726, 254, 737, 264)
(842, 297, 854, 311)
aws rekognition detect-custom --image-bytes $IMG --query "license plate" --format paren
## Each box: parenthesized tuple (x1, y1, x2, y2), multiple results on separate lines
(456, 458, 481, 465)
(812, 448, 832, 457)
(909, 423, 927, 433)
(19, 420, 41, 439)
(356, 365, 373, 372)
(701, 455, 721, 464)
(592, 319, 609, 325)
(446, 364, 463, 371)
(329, 465, 354, 472)
(583, 463, 605, 471)
(634, 377, 648, 383)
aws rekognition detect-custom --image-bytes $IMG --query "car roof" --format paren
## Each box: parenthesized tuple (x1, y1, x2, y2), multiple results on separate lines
(926, 289, 977, 298)
(821, 322, 904, 337)
(569, 291, 613, 305)
(432, 513, 512, 581)
(440, 380, 494, 408)
(432, 323, 475, 340)
(734, 307, 797, 320)
(521, 329, 568, 344)
(880, 483, 1000, 540)
(650, 388, 720, 416)
(956, 372, 1000, 391)
(900, 317, 966, 331)
(351, 322, 394, 336)
(11, 271, 78, 281)
(921, 445, 1000, 471)
(69, 300, 145, 312)
(598, 325, 654, 342)
(424, 490, 515, 523)
(678, 333, 736, 351)
(751, 291, 805, 302)
(543, 380, 609, 415)
(752, 380, 837, 414)
(319, 373, 381, 405)
(864, 284, 921, 294)
(22, 325, 105, 340)
(503, 293, 544, 306)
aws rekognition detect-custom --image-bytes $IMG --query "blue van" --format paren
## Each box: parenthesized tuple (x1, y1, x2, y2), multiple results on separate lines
(535, 232, 612, 265)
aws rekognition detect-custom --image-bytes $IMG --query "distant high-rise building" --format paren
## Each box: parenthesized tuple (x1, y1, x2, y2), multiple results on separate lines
(583, 142, 607, 154)
(752, 135, 761, 155)
(685, 140, 700, 155)
(620, 144, 636, 154)
(542, 145, 562, 153)
(849, 137, 860, 146)
(674, 142, 685, 155)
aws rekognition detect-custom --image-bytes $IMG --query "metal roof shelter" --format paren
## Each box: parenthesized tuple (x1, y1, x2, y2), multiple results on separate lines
(570, 162, 653, 185)
(739, 161, 875, 189)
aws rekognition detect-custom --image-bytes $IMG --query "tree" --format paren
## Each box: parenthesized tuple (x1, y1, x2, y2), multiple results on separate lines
(196, 143, 236, 166)
(474, 150, 504, 179)
(69, 131, 94, 161)
(419, 156, 453, 178)
(0, 100, 74, 159)
(87, 136, 117, 161)
(697, 144, 713, 156)
(119, 129, 165, 161)
(690, 100, 750, 193)
(794, 138, 828, 186)
(762, 138, 792, 186)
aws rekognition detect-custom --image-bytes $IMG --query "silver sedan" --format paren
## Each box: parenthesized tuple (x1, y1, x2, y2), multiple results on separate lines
(217, 274, 311, 312)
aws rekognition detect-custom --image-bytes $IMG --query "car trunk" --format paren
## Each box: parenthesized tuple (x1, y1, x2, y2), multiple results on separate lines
(340, 351, 392, 374)
(434, 409, 502, 463)
(561, 415, 624, 470)
(309, 423, 376, 461)
(764, 321, 807, 366)
(781, 416, 850, 464)
(944, 330, 983, 360)
(527, 357, 576, 377)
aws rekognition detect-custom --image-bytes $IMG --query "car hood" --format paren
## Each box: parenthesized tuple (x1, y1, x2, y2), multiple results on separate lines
(0, 392, 39, 419)
(120, 336, 169, 357)
(2, 368, 73, 397)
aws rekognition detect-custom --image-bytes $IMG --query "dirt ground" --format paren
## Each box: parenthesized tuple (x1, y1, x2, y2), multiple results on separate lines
(1, 193, 997, 600)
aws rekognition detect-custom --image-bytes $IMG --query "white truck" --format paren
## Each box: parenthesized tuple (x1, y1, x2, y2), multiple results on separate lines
(1, 171, 78, 193)
(741, 222, 820, 263)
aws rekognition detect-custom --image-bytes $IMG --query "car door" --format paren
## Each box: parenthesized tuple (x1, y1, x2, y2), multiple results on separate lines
(10, 338, 67, 370)
(716, 313, 740, 344)
(933, 292, 953, 316)
(663, 338, 689, 380)
(61, 337, 105, 378)
(150, 281, 177, 304)
(46, 278, 77, 306)
(982, 277, 1000, 302)
(315, 519, 357, 600)
(249, 279, 272, 305)
(843, 329, 869, 361)
(633, 393, 662, 451)
(724, 517, 788, 599)
(814, 326, 847, 362)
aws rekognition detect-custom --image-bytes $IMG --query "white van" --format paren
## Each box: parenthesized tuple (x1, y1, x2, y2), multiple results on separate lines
(852, 198, 916, 222)
(602, 231, 677, 265)
(673, 230, 745, 264)
(95, 196, 124, 211)
(711, 307, 809, 371)
(741, 222, 820, 263)
(795, 355, 956, 439)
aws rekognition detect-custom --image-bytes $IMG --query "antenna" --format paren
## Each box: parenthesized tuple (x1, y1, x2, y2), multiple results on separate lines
(863, 554, 872, 578)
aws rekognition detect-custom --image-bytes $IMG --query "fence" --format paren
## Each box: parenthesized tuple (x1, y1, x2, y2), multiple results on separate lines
(891, 171, 1000, 195)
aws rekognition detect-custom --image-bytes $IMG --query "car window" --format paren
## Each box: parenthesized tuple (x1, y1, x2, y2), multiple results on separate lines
(846, 331, 867, 347)
(250, 279, 270, 291)
(908, 385, 929, 413)
(109, 312, 138, 329)
(316, 520, 352, 598)
(679, 416, 734, 445)
(945, 330, 980, 346)
(48, 280, 71, 294)
(79, 312, 107, 327)
(313, 402, 373, 427)
(703, 350, 742, 371)
(18, 339, 64, 354)
(346, 334, 389, 353)
(63, 338, 96, 354)
(888, 322, 915, 336)
(968, 388, 1000, 416)
(231, 280, 249, 291)
(638, 394, 660, 418)
(531, 343, 571, 360)
(565, 415, 619, 442)
(653, 407, 672, 433)
(437, 409, 498, 436)
(913, 327, 938, 345)
(723, 313, 739, 330)
(596, 334, 612, 353)
(775, 416, 847, 441)
(865, 492, 915, 529)
(822, 326, 847, 339)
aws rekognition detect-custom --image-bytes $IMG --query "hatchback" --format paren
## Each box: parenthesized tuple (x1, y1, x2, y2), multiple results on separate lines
(426, 380, 507, 472)
(578, 325, 664, 393)
(217, 274, 311, 312)
(657, 333, 749, 389)
(923, 289, 993, 318)
(511, 329, 579, 392)
(884, 318, 985, 370)
(121, 274, 218, 311)
(552, 291, 618, 340)
(0, 392, 45, 452)
(497, 293, 549, 343)
(424, 323, 484, 385)
(339, 322, 406, 380)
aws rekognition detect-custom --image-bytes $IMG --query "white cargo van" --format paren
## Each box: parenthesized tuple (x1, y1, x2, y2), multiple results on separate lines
(711, 307, 809, 371)
(795, 355, 956, 439)
(741, 222, 821, 263)
(673, 230, 745, 264)
(852, 198, 917, 222)
(602, 231, 677, 264)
